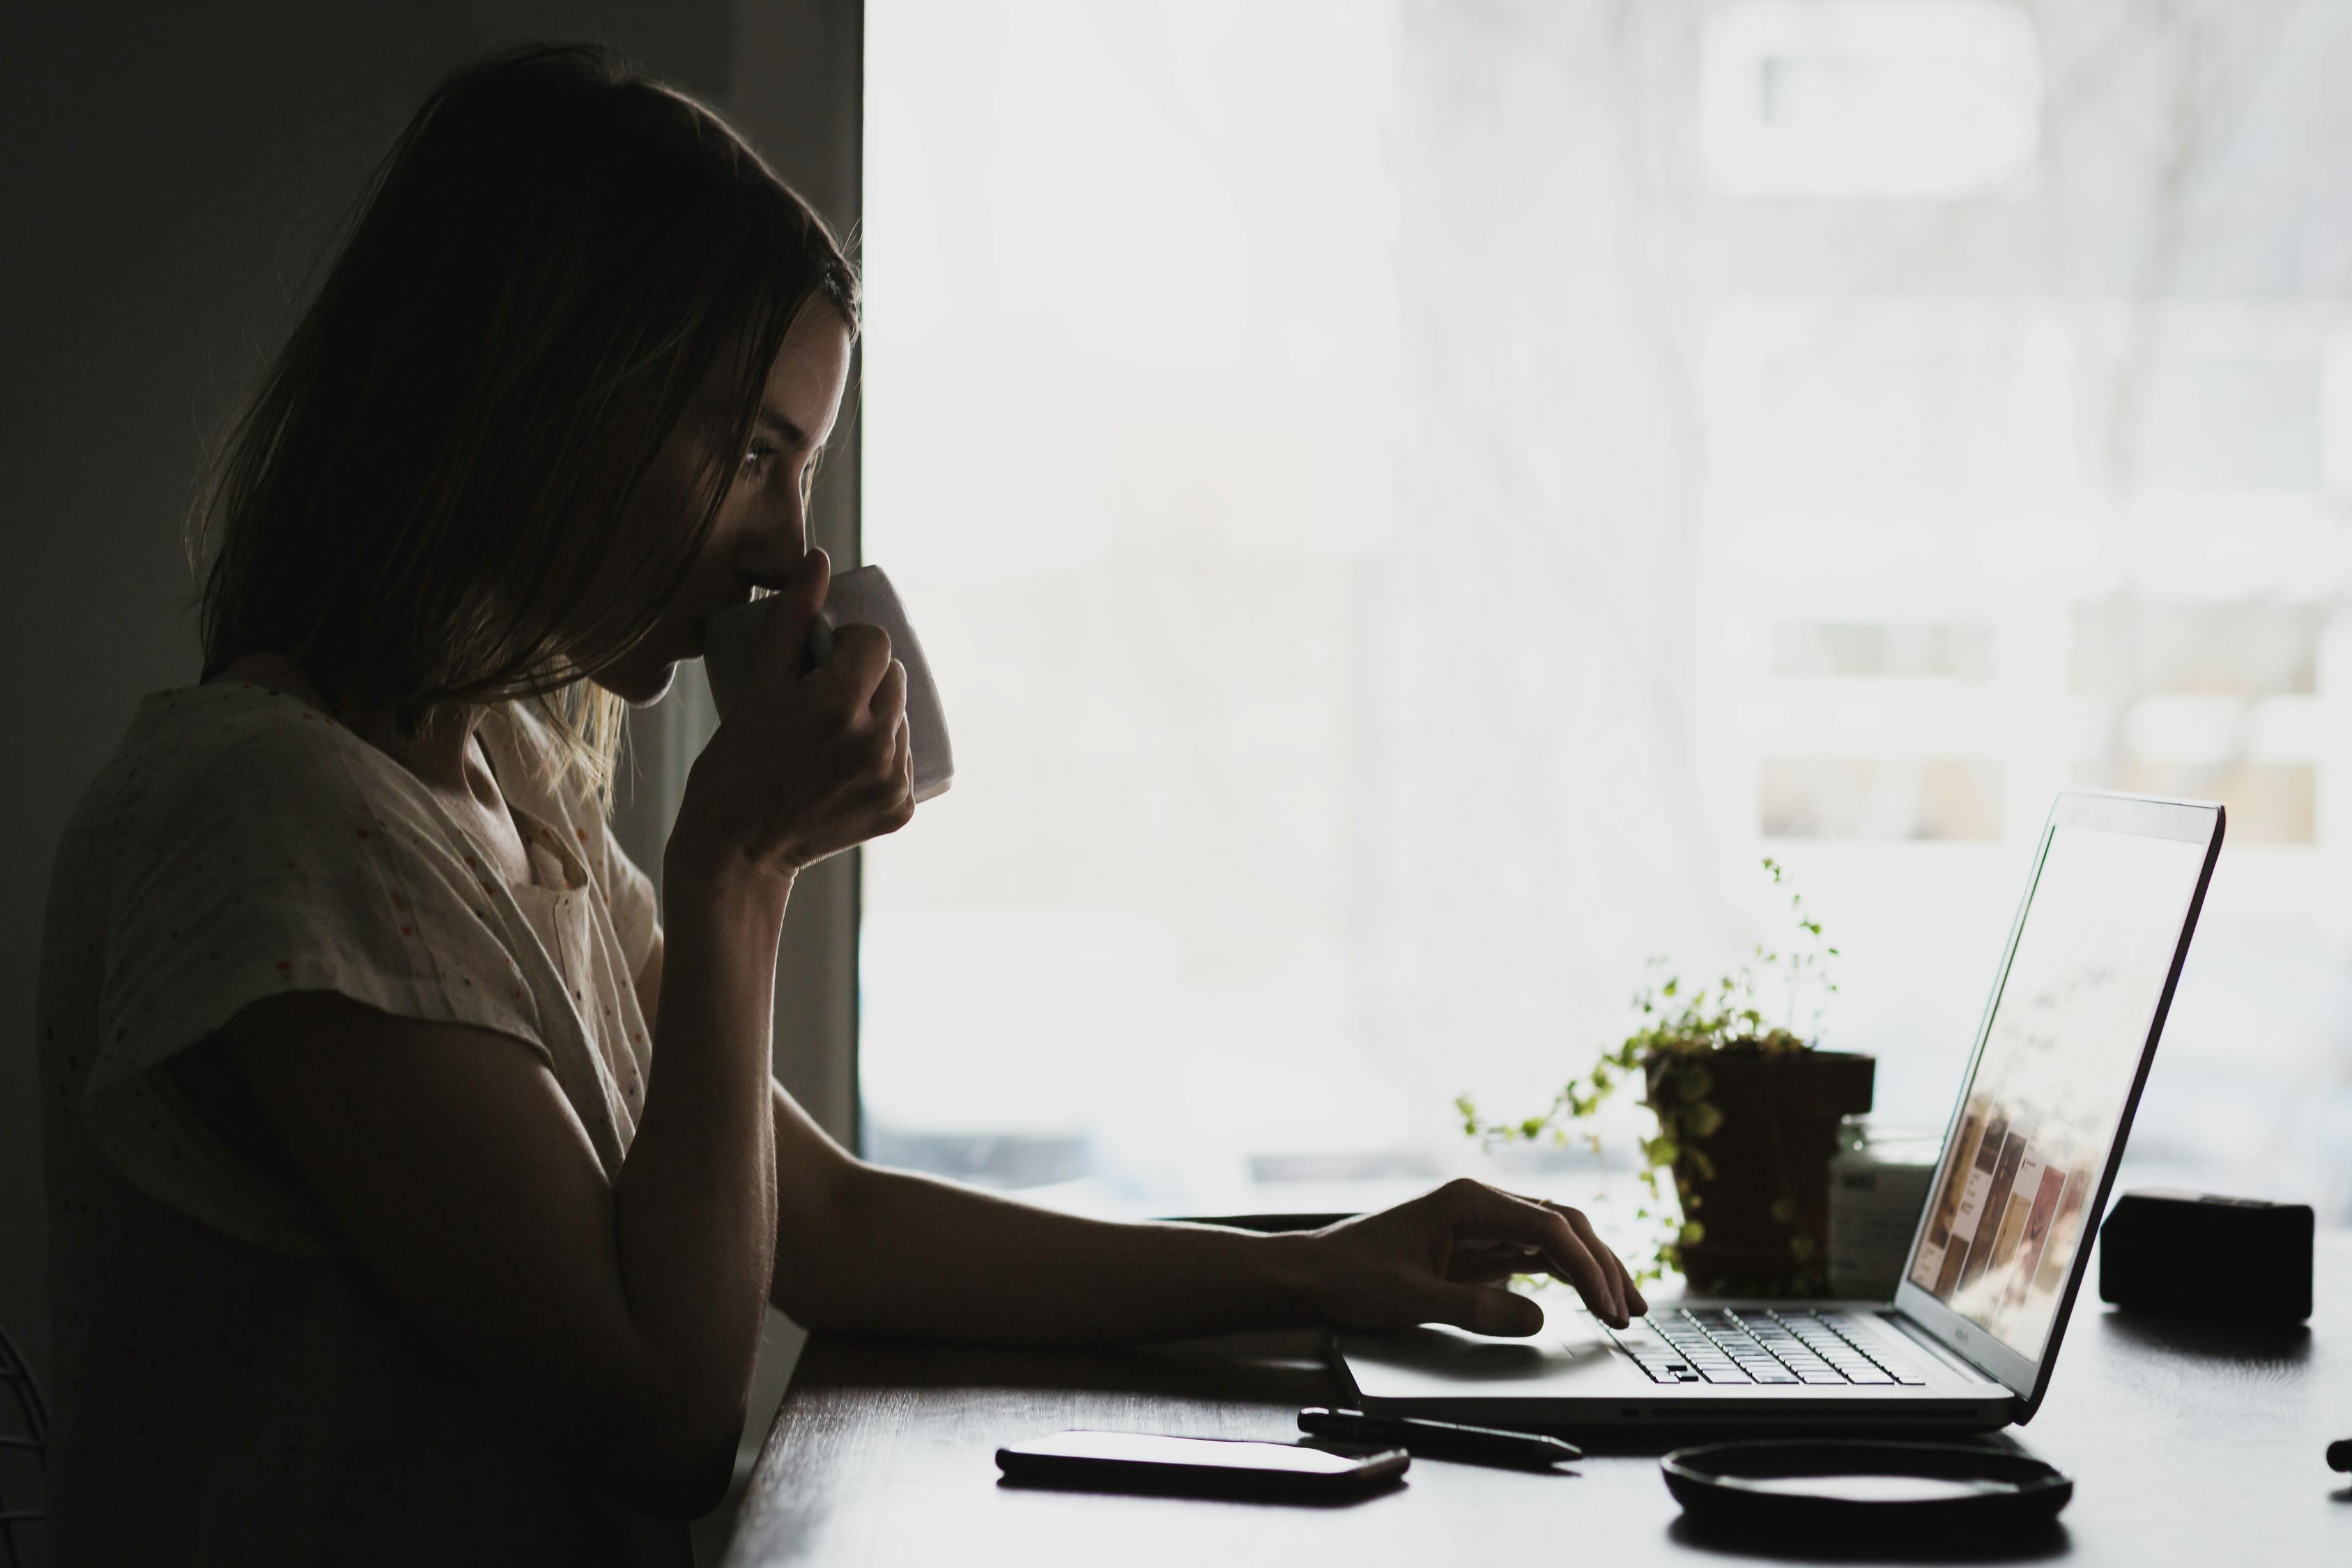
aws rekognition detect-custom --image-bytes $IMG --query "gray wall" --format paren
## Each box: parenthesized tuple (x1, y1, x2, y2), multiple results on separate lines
(0, 0, 861, 1445)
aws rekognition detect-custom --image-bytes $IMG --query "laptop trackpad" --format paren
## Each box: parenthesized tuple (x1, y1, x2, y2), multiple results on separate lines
(1339, 1314, 1646, 1401)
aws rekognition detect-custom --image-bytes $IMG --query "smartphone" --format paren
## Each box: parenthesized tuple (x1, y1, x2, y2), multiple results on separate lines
(703, 564, 954, 802)
(994, 1430, 1408, 1500)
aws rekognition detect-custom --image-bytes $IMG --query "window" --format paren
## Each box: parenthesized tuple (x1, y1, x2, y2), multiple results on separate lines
(861, 0, 2352, 1229)
(1700, 1, 2041, 200)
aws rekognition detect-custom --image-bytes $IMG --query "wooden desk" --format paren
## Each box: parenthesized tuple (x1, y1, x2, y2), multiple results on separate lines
(723, 1236, 2352, 1566)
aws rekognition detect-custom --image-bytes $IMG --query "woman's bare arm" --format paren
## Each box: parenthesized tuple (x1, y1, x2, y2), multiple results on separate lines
(631, 933, 1640, 1348)
(758, 1079, 1639, 1344)
(224, 856, 787, 1517)
(759, 1079, 1302, 1342)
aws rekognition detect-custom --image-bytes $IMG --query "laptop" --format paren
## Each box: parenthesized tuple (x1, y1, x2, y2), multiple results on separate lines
(1332, 790, 2224, 1432)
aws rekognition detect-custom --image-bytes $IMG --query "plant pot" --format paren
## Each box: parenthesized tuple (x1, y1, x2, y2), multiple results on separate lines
(1645, 1047, 1875, 1296)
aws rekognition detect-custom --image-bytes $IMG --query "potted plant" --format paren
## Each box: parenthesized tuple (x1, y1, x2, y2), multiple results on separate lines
(1456, 859, 1871, 1296)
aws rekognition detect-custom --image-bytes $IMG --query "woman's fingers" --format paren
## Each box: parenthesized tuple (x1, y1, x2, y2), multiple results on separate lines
(1554, 1201, 1647, 1318)
(817, 623, 895, 716)
(868, 657, 908, 731)
(1440, 1181, 1626, 1328)
(1495, 1187, 1645, 1321)
(1448, 1222, 1641, 1312)
(753, 549, 831, 670)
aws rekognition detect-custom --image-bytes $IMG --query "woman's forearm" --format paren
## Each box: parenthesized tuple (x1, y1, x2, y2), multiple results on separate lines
(776, 1156, 1317, 1345)
(610, 853, 786, 1461)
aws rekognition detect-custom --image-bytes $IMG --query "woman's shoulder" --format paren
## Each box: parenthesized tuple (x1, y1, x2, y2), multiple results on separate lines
(59, 683, 432, 883)
(98, 681, 399, 814)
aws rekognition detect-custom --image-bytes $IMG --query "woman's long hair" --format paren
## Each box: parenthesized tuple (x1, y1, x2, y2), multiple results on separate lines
(190, 43, 858, 801)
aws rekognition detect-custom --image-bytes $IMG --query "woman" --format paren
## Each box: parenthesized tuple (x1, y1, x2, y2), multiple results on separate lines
(36, 44, 1641, 1565)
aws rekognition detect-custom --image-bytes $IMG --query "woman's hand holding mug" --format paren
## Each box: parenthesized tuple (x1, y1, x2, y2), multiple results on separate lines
(672, 548, 915, 884)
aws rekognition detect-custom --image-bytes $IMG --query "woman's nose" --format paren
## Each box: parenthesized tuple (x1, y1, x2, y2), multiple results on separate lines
(734, 509, 810, 587)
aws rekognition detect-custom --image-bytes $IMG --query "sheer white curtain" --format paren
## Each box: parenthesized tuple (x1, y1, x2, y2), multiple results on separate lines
(861, 0, 2352, 1226)
(1367, 1, 1731, 1121)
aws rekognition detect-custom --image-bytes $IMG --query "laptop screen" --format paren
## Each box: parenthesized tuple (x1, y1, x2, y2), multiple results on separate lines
(1903, 817, 2211, 1362)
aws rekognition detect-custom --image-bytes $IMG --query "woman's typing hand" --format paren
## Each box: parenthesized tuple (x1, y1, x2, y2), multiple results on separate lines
(1292, 1178, 1646, 1335)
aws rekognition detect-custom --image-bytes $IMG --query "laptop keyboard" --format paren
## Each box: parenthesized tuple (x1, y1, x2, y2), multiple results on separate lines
(1606, 1307, 1928, 1387)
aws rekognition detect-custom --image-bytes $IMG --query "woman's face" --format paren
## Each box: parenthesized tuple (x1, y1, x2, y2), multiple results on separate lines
(590, 302, 854, 705)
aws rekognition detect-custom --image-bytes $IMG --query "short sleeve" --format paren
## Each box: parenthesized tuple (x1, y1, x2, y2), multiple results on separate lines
(85, 720, 551, 1255)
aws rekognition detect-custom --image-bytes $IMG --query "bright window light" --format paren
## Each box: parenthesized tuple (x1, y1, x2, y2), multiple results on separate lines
(1701, 1, 2042, 199)
(862, 0, 2352, 1230)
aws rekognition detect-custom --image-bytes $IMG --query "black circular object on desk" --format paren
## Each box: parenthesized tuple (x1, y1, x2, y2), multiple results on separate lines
(1661, 1440, 2072, 1537)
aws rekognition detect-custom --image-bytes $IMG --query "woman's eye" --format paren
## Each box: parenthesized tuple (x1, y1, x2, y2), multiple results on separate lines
(741, 442, 777, 476)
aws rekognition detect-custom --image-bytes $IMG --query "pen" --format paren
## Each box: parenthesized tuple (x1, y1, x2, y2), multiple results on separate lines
(1298, 1407, 1581, 1467)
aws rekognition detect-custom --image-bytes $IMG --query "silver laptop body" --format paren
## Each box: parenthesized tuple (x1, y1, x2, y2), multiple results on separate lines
(1334, 792, 2224, 1432)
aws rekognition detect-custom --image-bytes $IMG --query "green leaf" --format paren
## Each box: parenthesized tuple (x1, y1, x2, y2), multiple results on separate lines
(1680, 1220, 1706, 1245)
(1769, 1196, 1797, 1224)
